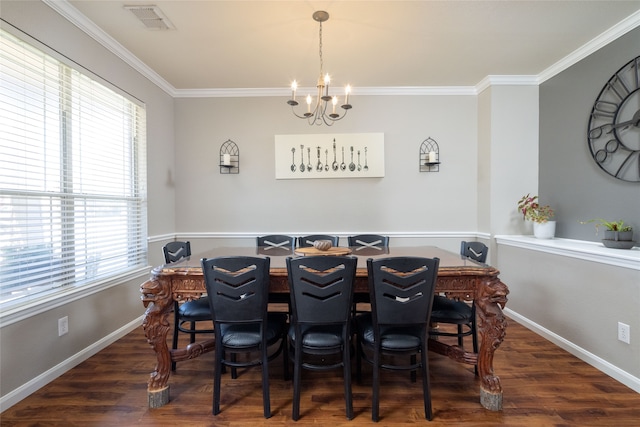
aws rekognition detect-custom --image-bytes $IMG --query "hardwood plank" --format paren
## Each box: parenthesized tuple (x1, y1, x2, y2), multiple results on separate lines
(2, 317, 639, 426)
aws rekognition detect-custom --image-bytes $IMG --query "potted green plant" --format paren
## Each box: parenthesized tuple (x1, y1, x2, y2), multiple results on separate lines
(581, 218, 635, 249)
(517, 194, 556, 239)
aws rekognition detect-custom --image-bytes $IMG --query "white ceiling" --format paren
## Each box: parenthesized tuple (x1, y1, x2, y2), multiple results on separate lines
(58, 1, 640, 95)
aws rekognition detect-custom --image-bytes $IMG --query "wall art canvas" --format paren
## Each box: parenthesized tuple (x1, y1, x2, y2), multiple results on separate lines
(275, 133, 384, 179)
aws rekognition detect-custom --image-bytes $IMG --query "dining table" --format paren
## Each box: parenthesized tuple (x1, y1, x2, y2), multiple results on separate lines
(140, 245, 509, 411)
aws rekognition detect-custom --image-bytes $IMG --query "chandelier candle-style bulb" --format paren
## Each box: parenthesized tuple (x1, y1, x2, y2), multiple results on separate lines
(331, 96, 338, 117)
(286, 10, 353, 126)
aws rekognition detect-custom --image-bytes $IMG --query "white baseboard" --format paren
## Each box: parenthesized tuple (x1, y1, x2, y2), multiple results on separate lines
(0, 316, 143, 412)
(504, 308, 640, 393)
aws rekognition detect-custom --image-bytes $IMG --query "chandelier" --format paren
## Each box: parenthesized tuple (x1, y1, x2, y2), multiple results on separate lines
(287, 11, 352, 126)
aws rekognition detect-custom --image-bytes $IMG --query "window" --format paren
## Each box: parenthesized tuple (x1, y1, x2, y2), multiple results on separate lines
(0, 28, 147, 310)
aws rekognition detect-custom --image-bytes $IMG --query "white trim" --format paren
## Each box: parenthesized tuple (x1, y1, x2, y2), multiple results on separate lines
(0, 316, 143, 412)
(0, 268, 149, 327)
(174, 86, 478, 98)
(538, 9, 640, 84)
(505, 308, 640, 394)
(172, 231, 484, 241)
(495, 235, 640, 271)
(42, 0, 176, 96)
(476, 75, 539, 93)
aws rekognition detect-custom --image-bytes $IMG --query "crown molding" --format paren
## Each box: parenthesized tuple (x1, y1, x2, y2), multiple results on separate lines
(538, 9, 640, 84)
(42, 0, 177, 97)
(173, 86, 478, 98)
(47, 0, 640, 99)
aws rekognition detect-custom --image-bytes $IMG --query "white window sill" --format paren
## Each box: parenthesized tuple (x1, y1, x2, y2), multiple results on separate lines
(495, 235, 640, 271)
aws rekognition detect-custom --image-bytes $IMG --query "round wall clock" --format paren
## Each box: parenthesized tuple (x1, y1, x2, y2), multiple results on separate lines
(587, 55, 640, 182)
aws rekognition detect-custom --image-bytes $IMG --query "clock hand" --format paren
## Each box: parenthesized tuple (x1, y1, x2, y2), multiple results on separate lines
(610, 109, 640, 130)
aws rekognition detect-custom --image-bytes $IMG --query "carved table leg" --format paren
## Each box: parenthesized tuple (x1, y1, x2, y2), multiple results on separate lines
(140, 274, 173, 408)
(475, 275, 509, 411)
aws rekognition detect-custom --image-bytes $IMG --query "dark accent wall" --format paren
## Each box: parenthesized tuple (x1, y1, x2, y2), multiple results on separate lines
(539, 27, 640, 243)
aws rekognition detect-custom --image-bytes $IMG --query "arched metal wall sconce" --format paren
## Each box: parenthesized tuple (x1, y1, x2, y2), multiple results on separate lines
(419, 137, 440, 172)
(219, 139, 239, 174)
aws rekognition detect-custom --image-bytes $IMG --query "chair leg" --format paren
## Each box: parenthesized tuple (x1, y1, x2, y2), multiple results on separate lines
(420, 344, 433, 421)
(372, 347, 380, 422)
(282, 338, 290, 381)
(410, 354, 417, 382)
(343, 343, 353, 420)
(457, 324, 464, 347)
(231, 353, 238, 379)
(189, 321, 197, 344)
(213, 343, 223, 415)
(356, 340, 363, 384)
(261, 346, 271, 418)
(292, 345, 302, 421)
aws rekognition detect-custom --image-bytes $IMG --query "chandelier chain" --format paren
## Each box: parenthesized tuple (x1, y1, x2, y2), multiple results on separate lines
(318, 21, 323, 77)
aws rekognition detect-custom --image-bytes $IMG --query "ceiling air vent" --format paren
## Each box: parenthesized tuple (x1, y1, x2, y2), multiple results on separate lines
(124, 5, 175, 30)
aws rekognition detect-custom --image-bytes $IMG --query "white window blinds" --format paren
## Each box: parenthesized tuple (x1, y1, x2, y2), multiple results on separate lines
(0, 28, 148, 309)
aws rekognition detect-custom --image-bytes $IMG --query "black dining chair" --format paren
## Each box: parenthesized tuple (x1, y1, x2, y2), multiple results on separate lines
(356, 256, 440, 422)
(429, 241, 487, 370)
(256, 235, 295, 251)
(296, 234, 339, 248)
(347, 234, 389, 251)
(163, 241, 214, 372)
(286, 255, 357, 421)
(201, 256, 288, 418)
(460, 240, 488, 264)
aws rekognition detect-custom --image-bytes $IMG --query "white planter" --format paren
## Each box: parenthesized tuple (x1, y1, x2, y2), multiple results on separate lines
(533, 221, 556, 239)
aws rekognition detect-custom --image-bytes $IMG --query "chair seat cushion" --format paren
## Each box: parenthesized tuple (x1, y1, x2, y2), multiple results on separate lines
(430, 296, 473, 324)
(288, 324, 344, 348)
(356, 313, 423, 351)
(220, 313, 287, 348)
(178, 297, 212, 321)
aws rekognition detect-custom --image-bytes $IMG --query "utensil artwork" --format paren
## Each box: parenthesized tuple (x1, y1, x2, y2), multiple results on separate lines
(289, 142, 370, 174)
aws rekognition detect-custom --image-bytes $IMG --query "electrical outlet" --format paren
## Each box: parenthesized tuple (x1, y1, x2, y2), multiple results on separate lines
(58, 316, 69, 336)
(618, 322, 630, 344)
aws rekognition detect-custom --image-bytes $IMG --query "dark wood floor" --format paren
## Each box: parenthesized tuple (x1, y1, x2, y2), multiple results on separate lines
(2, 316, 640, 426)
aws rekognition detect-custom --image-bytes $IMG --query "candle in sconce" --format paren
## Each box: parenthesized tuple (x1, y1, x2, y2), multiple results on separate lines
(428, 151, 437, 163)
(223, 153, 231, 166)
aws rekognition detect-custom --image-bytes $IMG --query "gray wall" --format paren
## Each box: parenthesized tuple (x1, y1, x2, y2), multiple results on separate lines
(174, 95, 479, 235)
(540, 27, 640, 242)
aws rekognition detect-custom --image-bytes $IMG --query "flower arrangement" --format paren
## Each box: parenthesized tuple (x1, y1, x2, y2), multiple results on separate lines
(517, 194, 555, 224)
